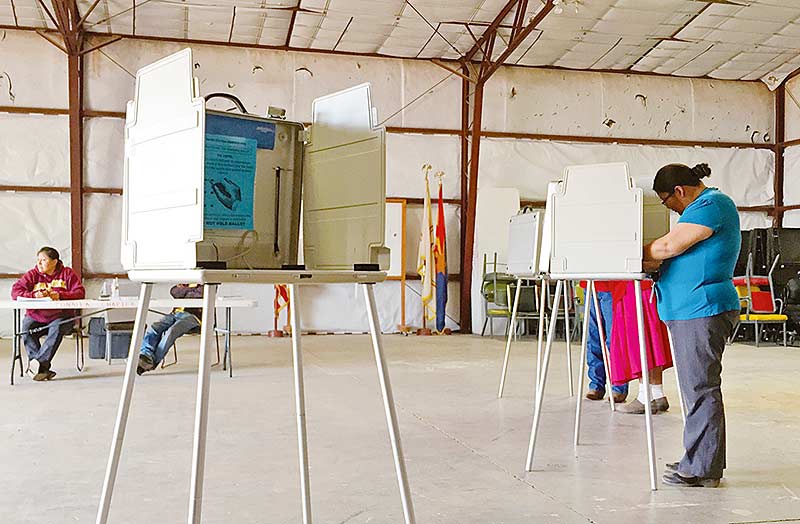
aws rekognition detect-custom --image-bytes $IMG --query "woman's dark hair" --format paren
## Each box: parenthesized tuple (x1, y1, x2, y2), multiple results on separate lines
(652, 163, 711, 194)
(37, 246, 60, 261)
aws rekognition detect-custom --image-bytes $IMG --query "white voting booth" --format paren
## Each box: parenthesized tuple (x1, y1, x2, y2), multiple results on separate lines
(97, 49, 414, 524)
(497, 183, 575, 400)
(523, 162, 672, 492)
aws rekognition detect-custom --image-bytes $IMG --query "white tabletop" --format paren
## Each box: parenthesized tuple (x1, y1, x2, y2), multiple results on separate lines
(548, 273, 651, 281)
(0, 298, 258, 310)
(127, 269, 387, 285)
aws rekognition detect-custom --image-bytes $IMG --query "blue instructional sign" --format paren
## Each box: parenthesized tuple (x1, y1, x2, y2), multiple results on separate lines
(204, 134, 257, 230)
(206, 113, 276, 150)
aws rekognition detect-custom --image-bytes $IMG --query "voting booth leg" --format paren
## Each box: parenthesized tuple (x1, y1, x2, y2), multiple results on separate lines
(288, 285, 313, 524)
(666, 327, 686, 425)
(96, 283, 153, 524)
(590, 285, 616, 413)
(562, 282, 574, 397)
(225, 307, 233, 378)
(498, 278, 523, 398)
(573, 282, 594, 448)
(188, 284, 219, 523)
(534, 280, 547, 398)
(525, 280, 563, 471)
(363, 284, 417, 524)
(634, 281, 658, 491)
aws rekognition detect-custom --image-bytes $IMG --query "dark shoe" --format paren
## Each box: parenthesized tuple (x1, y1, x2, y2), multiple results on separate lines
(137, 354, 155, 375)
(586, 389, 605, 401)
(662, 471, 720, 488)
(618, 397, 669, 414)
(612, 391, 628, 403)
(665, 462, 680, 472)
(33, 370, 57, 381)
(653, 397, 670, 413)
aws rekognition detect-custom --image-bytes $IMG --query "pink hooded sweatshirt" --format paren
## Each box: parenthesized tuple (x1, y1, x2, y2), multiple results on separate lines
(11, 261, 86, 323)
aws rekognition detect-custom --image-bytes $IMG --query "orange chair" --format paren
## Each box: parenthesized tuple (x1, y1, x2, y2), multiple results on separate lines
(732, 254, 787, 347)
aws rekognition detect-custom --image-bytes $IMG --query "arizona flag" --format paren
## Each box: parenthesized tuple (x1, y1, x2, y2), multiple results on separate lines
(417, 172, 436, 324)
(274, 284, 289, 317)
(433, 178, 448, 333)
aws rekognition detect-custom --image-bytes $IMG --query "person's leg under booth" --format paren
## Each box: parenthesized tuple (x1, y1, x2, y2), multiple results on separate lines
(152, 312, 200, 366)
(139, 312, 200, 371)
(665, 310, 739, 481)
(139, 313, 180, 369)
(586, 291, 628, 397)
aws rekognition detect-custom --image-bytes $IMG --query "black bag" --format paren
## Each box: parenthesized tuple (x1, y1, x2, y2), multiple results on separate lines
(784, 278, 800, 306)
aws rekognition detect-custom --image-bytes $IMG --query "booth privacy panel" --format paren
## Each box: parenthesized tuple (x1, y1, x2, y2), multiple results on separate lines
(550, 162, 669, 275)
(303, 83, 389, 270)
(122, 48, 204, 270)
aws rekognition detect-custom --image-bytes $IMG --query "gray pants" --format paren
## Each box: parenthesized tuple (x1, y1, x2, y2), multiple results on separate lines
(666, 310, 739, 479)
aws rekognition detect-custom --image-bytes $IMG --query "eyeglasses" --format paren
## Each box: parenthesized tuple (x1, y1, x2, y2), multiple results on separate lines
(659, 190, 675, 206)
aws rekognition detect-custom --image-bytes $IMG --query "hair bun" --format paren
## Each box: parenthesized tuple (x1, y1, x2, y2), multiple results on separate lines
(691, 163, 711, 179)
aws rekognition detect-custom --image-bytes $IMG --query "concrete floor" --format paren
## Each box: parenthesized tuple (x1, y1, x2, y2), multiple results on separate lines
(1, 334, 799, 524)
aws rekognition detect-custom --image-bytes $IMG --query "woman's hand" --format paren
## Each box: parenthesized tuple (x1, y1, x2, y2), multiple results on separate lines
(643, 260, 662, 273)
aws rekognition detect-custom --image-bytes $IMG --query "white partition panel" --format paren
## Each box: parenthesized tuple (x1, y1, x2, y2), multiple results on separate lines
(122, 48, 205, 270)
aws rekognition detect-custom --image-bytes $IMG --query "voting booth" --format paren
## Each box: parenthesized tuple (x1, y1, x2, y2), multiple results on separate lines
(101, 49, 413, 524)
(121, 48, 388, 272)
(506, 210, 543, 277)
(525, 162, 674, 492)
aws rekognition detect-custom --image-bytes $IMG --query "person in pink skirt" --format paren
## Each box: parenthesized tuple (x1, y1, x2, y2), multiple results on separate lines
(607, 280, 673, 414)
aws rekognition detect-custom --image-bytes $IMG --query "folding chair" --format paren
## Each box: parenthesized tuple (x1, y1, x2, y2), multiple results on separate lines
(732, 254, 787, 347)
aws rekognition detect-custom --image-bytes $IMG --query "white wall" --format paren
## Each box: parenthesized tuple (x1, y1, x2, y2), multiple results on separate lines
(0, 30, 779, 335)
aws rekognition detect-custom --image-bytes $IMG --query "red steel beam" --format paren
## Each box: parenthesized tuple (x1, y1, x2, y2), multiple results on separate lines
(462, 0, 519, 63)
(775, 83, 785, 227)
(67, 52, 84, 277)
(480, 0, 554, 82)
(459, 66, 470, 331)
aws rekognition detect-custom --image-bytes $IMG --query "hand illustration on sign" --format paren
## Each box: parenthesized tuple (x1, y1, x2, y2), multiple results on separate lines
(211, 177, 243, 211)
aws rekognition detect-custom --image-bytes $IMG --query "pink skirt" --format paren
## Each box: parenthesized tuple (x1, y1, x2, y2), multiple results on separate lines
(608, 281, 672, 386)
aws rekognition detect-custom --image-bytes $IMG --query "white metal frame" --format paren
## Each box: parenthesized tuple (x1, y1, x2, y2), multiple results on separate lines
(95, 270, 415, 524)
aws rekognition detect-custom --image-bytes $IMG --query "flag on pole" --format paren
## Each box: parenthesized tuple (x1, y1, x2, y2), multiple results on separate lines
(417, 167, 436, 324)
(433, 176, 448, 333)
(274, 284, 289, 327)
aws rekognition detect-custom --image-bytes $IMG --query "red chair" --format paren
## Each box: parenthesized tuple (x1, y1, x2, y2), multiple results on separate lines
(732, 254, 787, 347)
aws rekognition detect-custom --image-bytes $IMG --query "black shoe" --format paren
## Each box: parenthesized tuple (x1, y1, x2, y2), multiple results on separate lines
(33, 370, 57, 381)
(137, 354, 155, 375)
(662, 471, 720, 488)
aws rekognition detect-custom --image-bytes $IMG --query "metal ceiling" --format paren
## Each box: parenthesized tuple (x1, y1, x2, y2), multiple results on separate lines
(3, 0, 800, 87)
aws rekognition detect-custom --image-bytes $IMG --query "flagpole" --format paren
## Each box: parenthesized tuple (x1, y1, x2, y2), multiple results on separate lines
(433, 171, 451, 336)
(417, 164, 433, 337)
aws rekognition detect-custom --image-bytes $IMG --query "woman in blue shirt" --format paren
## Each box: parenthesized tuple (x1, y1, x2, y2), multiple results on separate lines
(643, 163, 741, 488)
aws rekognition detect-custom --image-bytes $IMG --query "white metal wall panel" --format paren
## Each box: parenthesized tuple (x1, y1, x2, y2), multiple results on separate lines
(0, 114, 69, 186)
(0, 31, 67, 108)
(0, 192, 70, 272)
(84, 117, 125, 189)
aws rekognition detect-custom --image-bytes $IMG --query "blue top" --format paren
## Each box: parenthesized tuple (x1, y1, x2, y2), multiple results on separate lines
(655, 188, 741, 321)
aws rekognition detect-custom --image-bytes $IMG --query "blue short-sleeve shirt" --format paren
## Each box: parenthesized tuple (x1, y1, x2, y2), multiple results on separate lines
(655, 188, 741, 321)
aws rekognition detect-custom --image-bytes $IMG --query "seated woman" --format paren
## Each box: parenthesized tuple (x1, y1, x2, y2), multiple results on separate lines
(11, 246, 85, 381)
(607, 280, 673, 414)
